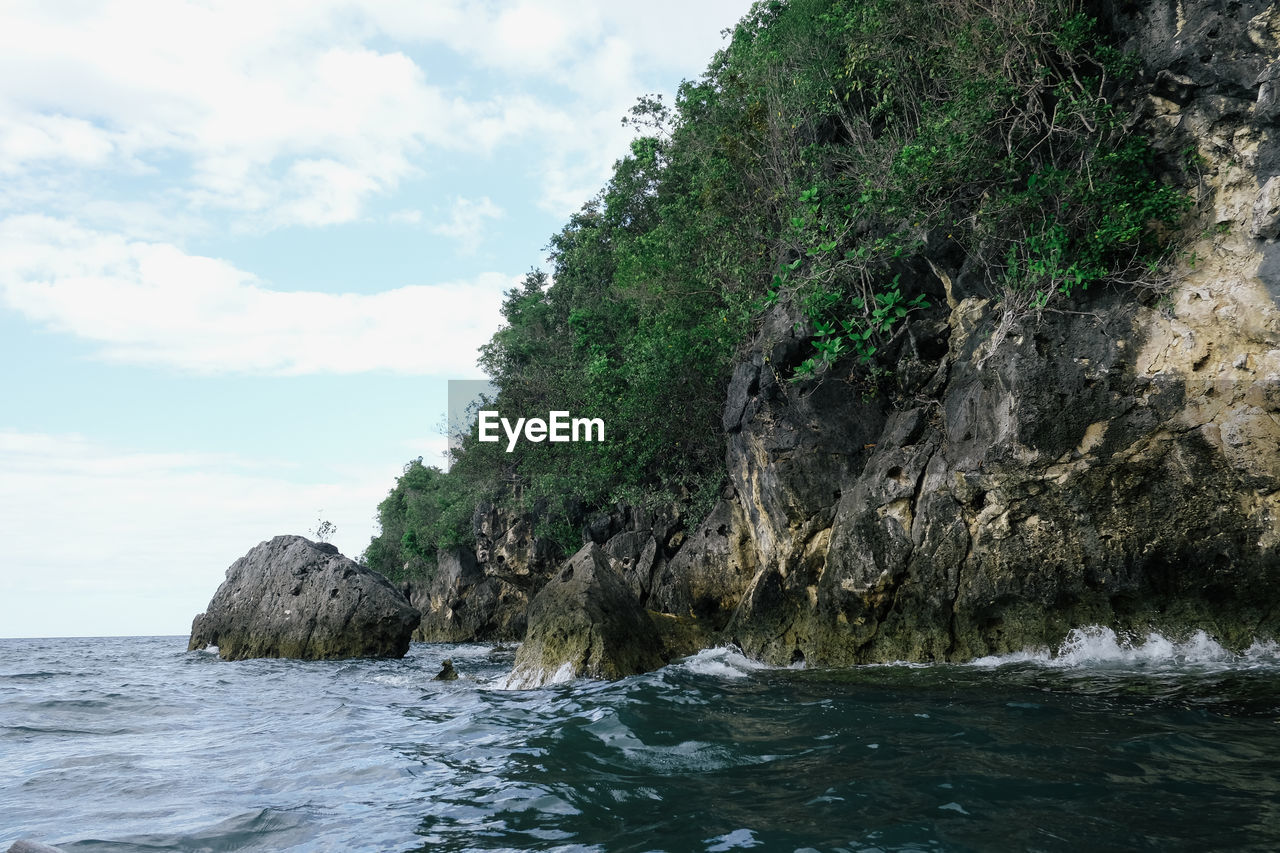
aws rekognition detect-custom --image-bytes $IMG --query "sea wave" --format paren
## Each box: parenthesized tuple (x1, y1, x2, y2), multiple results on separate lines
(671, 646, 768, 680)
(968, 626, 1280, 669)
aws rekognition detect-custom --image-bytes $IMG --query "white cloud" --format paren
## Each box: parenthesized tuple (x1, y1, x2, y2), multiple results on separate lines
(0, 1, 751, 229)
(0, 428, 397, 638)
(0, 215, 514, 375)
(0, 1, 757, 641)
(0, 113, 115, 170)
(0, 5, 526, 229)
(429, 196, 505, 255)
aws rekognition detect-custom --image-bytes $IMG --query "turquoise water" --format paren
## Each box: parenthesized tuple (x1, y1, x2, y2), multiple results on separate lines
(2, 632, 1279, 851)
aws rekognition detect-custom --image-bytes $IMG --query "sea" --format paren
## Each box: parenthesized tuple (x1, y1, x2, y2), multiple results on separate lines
(3, 629, 1280, 852)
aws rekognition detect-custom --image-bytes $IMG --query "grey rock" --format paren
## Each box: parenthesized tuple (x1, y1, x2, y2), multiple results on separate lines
(408, 545, 529, 642)
(505, 544, 665, 688)
(1252, 176, 1280, 240)
(722, 358, 761, 433)
(188, 535, 420, 660)
(583, 511, 618, 545)
(1154, 69, 1198, 104)
(603, 529, 655, 599)
(649, 500, 758, 633)
(645, 0, 1280, 666)
(1256, 61, 1280, 121)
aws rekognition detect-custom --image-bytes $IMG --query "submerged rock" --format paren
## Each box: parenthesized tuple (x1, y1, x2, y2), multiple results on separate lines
(7, 841, 67, 853)
(188, 535, 420, 660)
(505, 543, 665, 688)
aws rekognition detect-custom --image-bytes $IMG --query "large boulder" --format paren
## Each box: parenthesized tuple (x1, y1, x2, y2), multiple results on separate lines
(188, 535, 420, 660)
(505, 543, 665, 688)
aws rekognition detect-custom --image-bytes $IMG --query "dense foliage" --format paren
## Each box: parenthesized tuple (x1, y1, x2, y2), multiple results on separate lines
(364, 0, 1188, 580)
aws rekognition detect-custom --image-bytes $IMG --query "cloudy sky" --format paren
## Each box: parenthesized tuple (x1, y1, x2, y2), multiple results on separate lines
(0, 0, 752, 638)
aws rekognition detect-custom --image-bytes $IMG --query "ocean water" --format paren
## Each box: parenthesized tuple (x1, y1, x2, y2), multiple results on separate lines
(3, 630, 1280, 852)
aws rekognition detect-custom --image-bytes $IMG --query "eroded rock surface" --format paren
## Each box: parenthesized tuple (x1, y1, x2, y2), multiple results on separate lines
(646, 0, 1280, 664)
(505, 544, 665, 688)
(419, 0, 1280, 672)
(406, 545, 529, 642)
(188, 536, 420, 660)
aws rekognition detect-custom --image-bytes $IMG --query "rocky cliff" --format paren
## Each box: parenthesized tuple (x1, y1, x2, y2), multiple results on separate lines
(642, 0, 1280, 664)
(409, 0, 1280, 674)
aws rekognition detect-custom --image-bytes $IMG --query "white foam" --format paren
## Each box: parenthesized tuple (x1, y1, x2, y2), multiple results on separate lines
(493, 660, 577, 691)
(545, 661, 576, 685)
(968, 648, 1051, 667)
(704, 828, 763, 851)
(676, 646, 767, 679)
(1244, 638, 1280, 662)
(968, 626, 1269, 669)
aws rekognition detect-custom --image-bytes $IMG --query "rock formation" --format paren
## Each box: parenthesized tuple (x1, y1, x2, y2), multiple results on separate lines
(505, 543, 666, 688)
(189, 536, 420, 660)
(408, 502, 689, 647)
(405, 545, 528, 642)
(645, 0, 1280, 664)
(413, 0, 1280, 677)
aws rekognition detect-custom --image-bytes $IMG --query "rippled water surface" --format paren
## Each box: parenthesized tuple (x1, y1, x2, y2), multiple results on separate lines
(3, 632, 1280, 851)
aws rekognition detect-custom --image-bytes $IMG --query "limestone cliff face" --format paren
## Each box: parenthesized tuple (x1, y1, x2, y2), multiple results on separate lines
(409, 501, 689, 643)
(426, 0, 1280, 676)
(403, 506, 548, 642)
(405, 546, 526, 642)
(505, 544, 666, 688)
(646, 0, 1280, 664)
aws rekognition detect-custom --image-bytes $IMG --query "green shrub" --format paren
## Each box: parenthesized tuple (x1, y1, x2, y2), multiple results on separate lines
(365, 0, 1188, 564)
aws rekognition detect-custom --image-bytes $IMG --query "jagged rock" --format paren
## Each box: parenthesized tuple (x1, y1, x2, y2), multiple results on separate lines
(407, 545, 528, 642)
(188, 536, 420, 660)
(603, 529, 656, 600)
(1252, 176, 1280, 239)
(649, 499, 757, 633)
(647, 0, 1280, 665)
(583, 511, 618, 544)
(473, 505, 555, 578)
(505, 543, 665, 688)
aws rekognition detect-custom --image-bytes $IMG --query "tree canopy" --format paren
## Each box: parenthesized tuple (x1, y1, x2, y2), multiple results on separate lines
(364, 0, 1187, 581)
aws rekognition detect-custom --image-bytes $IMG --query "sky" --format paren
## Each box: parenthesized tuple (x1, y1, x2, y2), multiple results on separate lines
(0, 0, 754, 639)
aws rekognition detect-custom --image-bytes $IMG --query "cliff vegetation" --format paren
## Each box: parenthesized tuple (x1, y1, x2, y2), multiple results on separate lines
(366, 0, 1188, 584)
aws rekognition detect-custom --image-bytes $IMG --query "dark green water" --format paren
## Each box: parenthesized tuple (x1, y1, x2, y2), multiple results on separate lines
(3, 630, 1279, 851)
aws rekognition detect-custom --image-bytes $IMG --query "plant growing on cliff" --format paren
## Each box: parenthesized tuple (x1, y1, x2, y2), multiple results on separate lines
(756, 0, 1189, 380)
(363, 459, 472, 582)
(310, 516, 336, 545)
(364, 0, 1190, 564)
